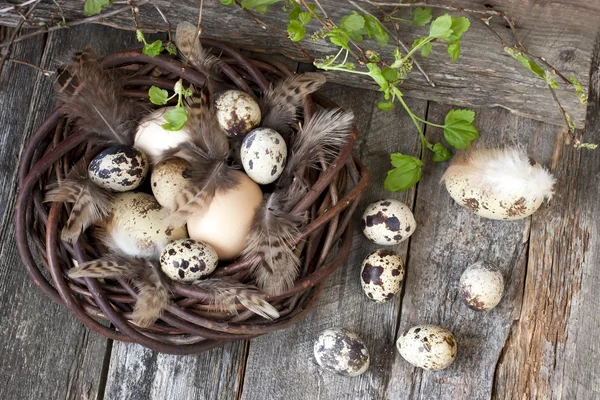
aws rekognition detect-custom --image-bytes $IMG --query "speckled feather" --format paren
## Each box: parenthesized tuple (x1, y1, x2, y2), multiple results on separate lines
(175, 22, 223, 81)
(68, 256, 169, 327)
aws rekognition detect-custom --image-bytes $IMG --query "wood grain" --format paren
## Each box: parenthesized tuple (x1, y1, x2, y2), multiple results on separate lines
(493, 31, 600, 400)
(0, 0, 594, 128)
(239, 84, 425, 400)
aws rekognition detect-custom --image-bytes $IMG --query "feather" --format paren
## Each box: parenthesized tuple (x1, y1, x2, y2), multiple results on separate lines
(56, 45, 144, 145)
(194, 279, 280, 320)
(44, 165, 113, 243)
(260, 72, 326, 134)
(68, 256, 169, 327)
(175, 22, 224, 81)
(243, 108, 355, 294)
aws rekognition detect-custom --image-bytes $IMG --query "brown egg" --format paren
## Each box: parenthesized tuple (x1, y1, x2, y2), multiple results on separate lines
(187, 171, 263, 260)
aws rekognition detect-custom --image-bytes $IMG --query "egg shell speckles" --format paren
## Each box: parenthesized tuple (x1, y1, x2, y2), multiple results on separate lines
(360, 249, 405, 303)
(151, 158, 192, 210)
(397, 325, 457, 370)
(361, 200, 416, 245)
(459, 261, 504, 311)
(160, 239, 218, 282)
(241, 128, 287, 185)
(88, 145, 148, 192)
(134, 107, 192, 160)
(214, 90, 261, 137)
(314, 329, 370, 377)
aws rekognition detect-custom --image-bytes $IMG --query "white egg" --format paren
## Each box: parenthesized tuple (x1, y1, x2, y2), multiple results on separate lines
(441, 147, 555, 220)
(214, 90, 261, 137)
(187, 171, 263, 260)
(360, 249, 404, 303)
(241, 128, 287, 185)
(361, 199, 416, 245)
(396, 325, 457, 371)
(134, 107, 192, 160)
(151, 157, 192, 210)
(160, 239, 218, 282)
(88, 145, 148, 192)
(104, 192, 187, 258)
(314, 328, 370, 377)
(459, 261, 504, 311)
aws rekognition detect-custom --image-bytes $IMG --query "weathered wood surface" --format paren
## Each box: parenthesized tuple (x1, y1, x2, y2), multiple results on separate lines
(2, 22, 600, 400)
(0, 0, 596, 129)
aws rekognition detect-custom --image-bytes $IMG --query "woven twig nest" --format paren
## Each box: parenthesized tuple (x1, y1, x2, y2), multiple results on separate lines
(15, 39, 369, 355)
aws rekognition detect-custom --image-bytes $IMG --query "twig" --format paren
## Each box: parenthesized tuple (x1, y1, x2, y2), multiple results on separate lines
(0, 0, 37, 14)
(0, 0, 150, 49)
(313, 0, 329, 19)
(153, 3, 172, 41)
(181, 0, 204, 71)
(0, 0, 41, 76)
(7, 58, 54, 76)
(359, 0, 505, 17)
(547, 85, 576, 142)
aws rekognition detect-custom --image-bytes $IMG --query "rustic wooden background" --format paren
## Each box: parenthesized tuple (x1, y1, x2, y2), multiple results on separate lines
(1, 6, 600, 400)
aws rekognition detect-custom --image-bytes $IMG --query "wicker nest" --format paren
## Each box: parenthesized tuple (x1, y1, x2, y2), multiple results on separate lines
(15, 39, 369, 355)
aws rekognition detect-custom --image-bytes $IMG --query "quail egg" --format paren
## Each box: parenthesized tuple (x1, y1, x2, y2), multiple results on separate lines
(214, 90, 261, 137)
(459, 261, 504, 311)
(134, 107, 192, 160)
(360, 249, 404, 303)
(361, 199, 416, 245)
(151, 157, 192, 210)
(396, 325, 457, 370)
(88, 145, 148, 192)
(314, 328, 370, 376)
(160, 239, 218, 282)
(241, 128, 287, 185)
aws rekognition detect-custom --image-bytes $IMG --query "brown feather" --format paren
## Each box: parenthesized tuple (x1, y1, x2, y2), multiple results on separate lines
(175, 22, 224, 81)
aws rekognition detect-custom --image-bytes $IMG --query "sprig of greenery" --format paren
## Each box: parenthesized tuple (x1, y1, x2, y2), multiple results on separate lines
(148, 80, 193, 131)
(136, 29, 176, 57)
(84, 0, 110, 16)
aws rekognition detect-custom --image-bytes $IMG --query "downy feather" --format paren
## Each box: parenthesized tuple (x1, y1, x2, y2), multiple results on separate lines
(260, 72, 326, 134)
(194, 279, 280, 320)
(68, 256, 169, 327)
(176, 22, 224, 81)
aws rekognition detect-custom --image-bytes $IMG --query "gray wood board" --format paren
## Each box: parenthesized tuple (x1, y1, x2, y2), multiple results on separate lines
(0, 0, 595, 128)
(239, 85, 425, 400)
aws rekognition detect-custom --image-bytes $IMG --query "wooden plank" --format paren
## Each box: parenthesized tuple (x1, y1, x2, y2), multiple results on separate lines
(385, 103, 559, 399)
(0, 0, 595, 128)
(0, 28, 112, 400)
(493, 32, 600, 399)
(239, 84, 425, 400)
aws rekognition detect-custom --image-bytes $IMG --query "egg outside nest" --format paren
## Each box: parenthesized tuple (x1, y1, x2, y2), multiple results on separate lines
(396, 325, 457, 371)
(360, 249, 405, 303)
(314, 328, 370, 377)
(361, 199, 416, 245)
(459, 261, 504, 311)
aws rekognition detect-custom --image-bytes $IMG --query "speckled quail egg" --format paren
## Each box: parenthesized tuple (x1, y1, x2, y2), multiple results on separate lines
(214, 90, 261, 137)
(134, 107, 192, 160)
(360, 249, 404, 303)
(459, 261, 504, 311)
(241, 128, 287, 185)
(314, 328, 370, 376)
(441, 147, 555, 220)
(87, 145, 148, 192)
(151, 157, 192, 210)
(396, 325, 457, 370)
(103, 192, 187, 259)
(361, 199, 416, 245)
(160, 239, 218, 282)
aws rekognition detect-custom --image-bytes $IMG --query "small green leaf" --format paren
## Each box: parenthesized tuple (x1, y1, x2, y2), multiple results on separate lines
(504, 47, 545, 79)
(241, 0, 281, 14)
(162, 107, 189, 131)
(569, 76, 588, 104)
(84, 0, 109, 16)
(382, 67, 398, 83)
(377, 101, 395, 111)
(412, 7, 432, 27)
(384, 153, 423, 192)
(364, 15, 389, 47)
(565, 110, 576, 134)
(429, 14, 452, 39)
(432, 143, 452, 162)
(412, 37, 432, 57)
(447, 42, 461, 62)
(287, 20, 306, 42)
(366, 50, 380, 63)
(574, 142, 598, 149)
(340, 11, 365, 33)
(446, 17, 470, 42)
(220, 0, 235, 5)
(298, 11, 312, 25)
(544, 71, 559, 89)
(444, 109, 479, 150)
(367, 63, 388, 91)
(149, 86, 169, 105)
(287, 2, 301, 20)
(136, 29, 145, 43)
(165, 42, 178, 55)
(143, 40, 163, 57)
(324, 28, 350, 50)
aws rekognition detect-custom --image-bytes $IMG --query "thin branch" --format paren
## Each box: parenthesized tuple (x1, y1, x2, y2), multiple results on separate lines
(182, 0, 204, 70)
(313, 0, 329, 19)
(0, 0, 37, 14)
(6, 58, 55, 76)
(547, 85, 576, 141)
(0, 0, 41, 76)
(153, 3, 172, 41)
(359, 0, 505, 17)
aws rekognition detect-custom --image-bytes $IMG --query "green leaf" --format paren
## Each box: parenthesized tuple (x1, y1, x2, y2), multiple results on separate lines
(220, 0, 235, 5)
(241, 0, 281, 14)
(447, 42, 461, 62)
(84, 0, 109, 16)
(412, 7, 432, 27)
(324, 28, 350, 50)
(565, 110, 576, 134)
(446, 17, 470, 42)
(429, 14, 452, 39)
(298, 11, 312, 25)
(544, 71, 559, 89)
(444, 109, 479, 150)
(340, 11, 365, 33)
(377, 101, 395, 111)
(504, 47, 545, 79)
(364, 15, 389, 47)
(384, 153, 423, 192)
(366, 50, 380, 63)
(149, 86, 169, 105)
(287, 20, 306, 42)
(432, 143, 452, 162)
(367, 63, 388, 91)
(136, 29, 145, 43)
(165, 42, 178, 56)
(287, 2, 301, 20)
(412, 37, 432, 57)
(382, 67, 398, 83)
(569, 76, 588, 104)
(162, 107, 189, 131)
(143, 40, 163, 57)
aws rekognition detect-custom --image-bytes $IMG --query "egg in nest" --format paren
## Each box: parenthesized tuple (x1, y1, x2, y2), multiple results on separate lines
(314, 328, 370, 376)
(151, 157, 192, 210)
(88, 145, 148, 191)
(134, 107, 192, 160)
(241, 127, 287, 185)
(214, 90, 261, 137)
(160, 239, 218, 282)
